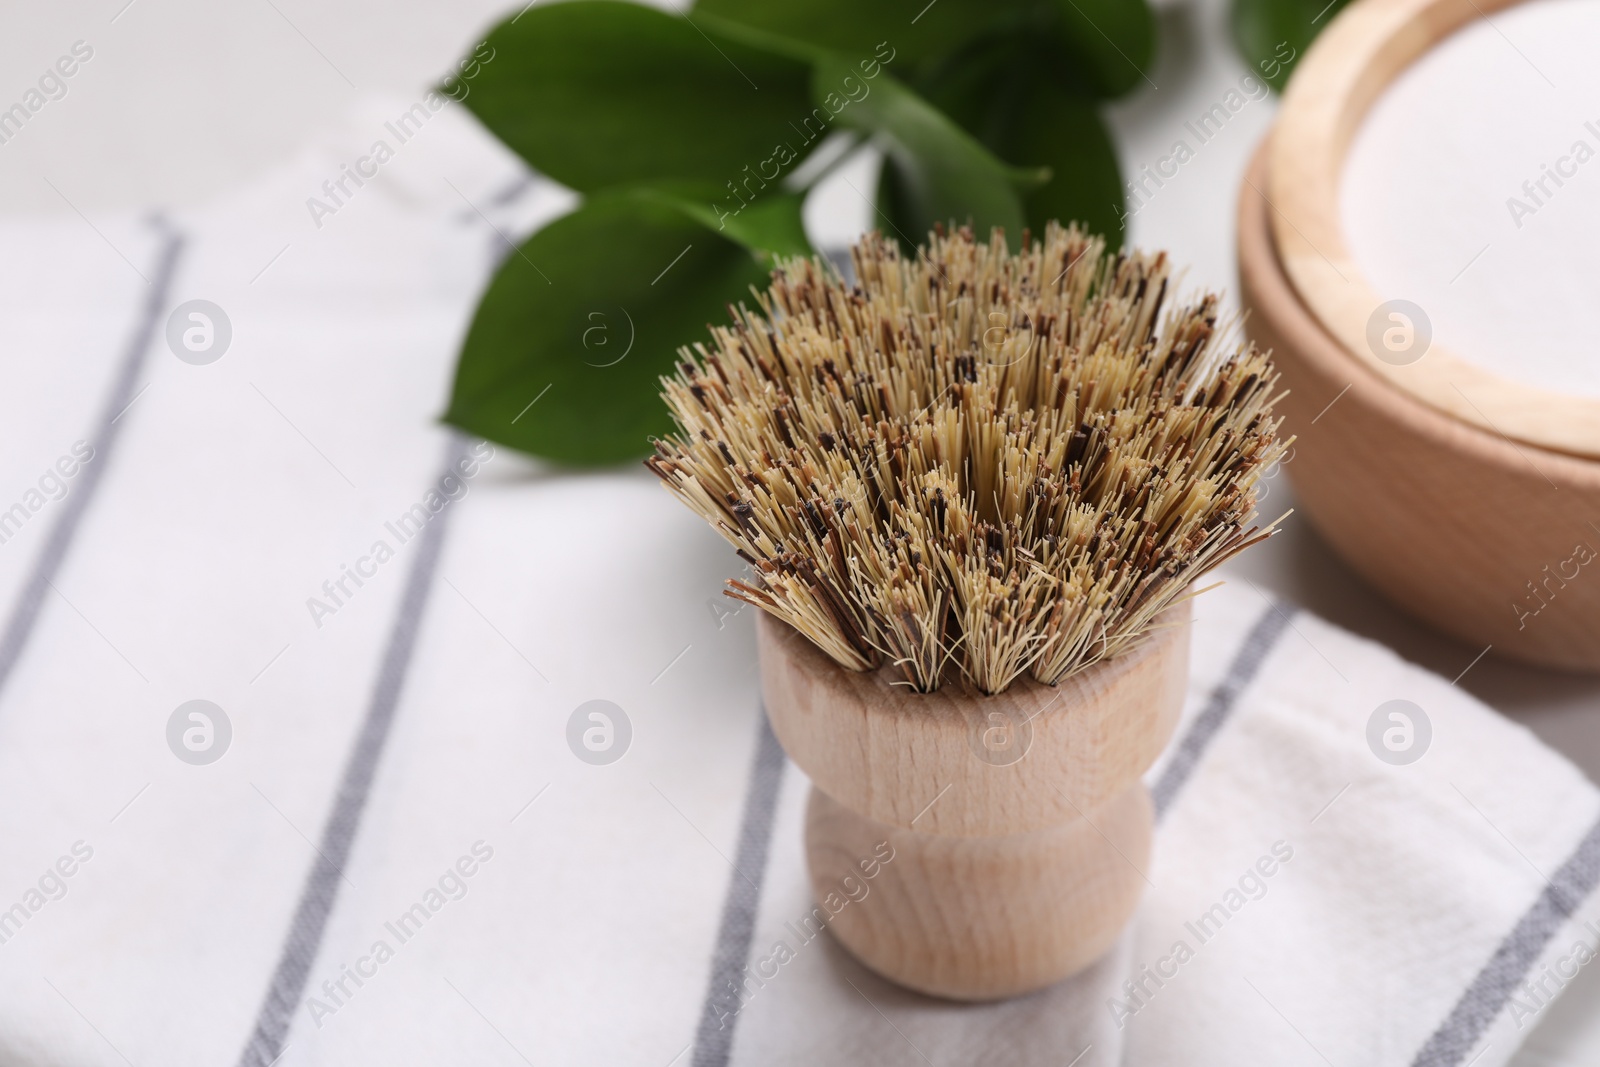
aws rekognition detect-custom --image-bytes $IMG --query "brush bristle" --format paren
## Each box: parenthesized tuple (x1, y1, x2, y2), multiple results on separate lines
(647, 223, 1290, 695)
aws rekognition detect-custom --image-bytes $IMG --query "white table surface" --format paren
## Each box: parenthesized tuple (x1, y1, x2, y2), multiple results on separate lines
(6, 0, 1598, 1062)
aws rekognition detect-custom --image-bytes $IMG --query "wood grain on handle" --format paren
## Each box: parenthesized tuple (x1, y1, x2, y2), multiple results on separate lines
(807, 783, 1151, 1001)
(758, 607, 1189, 837)
(758, 600, 1190, 999)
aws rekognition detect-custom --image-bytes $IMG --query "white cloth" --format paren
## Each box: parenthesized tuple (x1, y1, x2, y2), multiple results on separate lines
(0, 94, 1595, 1067)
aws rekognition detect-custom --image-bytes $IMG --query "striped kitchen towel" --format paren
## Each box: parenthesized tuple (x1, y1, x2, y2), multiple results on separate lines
(0, 94, 1594, 1067)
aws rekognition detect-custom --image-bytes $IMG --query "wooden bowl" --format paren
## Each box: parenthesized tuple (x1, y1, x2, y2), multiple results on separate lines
(1237, 137, 1600, 670)
(757, 601, 1190, 1000)
(1267, 0, 1600, 458)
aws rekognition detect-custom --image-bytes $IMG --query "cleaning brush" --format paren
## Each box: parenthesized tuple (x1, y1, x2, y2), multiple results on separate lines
(648, 222, 1290, 695)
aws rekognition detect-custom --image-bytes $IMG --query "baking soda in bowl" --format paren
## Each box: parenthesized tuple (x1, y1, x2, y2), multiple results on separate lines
(1341, 0, 1600, 399)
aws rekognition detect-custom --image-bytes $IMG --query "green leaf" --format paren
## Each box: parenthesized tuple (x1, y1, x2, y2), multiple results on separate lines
(1046, 0, 1156, 97)
(820, 62, 1027, 249)
(656, 187, 814, 259)
(1230, 0, 1336, 91)
(443, 190, 779, 466)
(910, 43, 1126, 245)
(461, 0, 816, 192)
(690, 0, 1027, 67)
(1004, 80, 1126, 246)
(692, 0, 1155, 98)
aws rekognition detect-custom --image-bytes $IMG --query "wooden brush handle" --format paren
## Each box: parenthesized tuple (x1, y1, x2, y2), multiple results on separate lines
(805, 780, 1153, 1000)
(758, 601, 1190, 1000)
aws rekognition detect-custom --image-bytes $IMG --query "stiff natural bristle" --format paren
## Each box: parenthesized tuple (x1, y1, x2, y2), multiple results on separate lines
(647, 223, 1290, 695)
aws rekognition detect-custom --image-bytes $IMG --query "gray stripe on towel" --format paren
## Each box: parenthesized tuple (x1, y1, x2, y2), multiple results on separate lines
(234, 435, 470, 1067)
(691, 712, 787, 1067)
(1151, 601, 1295, 822)
(1411, 814, 1600, 1067)
(0, 221, 183, 699)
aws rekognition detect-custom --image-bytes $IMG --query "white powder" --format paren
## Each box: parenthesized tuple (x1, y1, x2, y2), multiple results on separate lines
(1341, 0, 1600, 398)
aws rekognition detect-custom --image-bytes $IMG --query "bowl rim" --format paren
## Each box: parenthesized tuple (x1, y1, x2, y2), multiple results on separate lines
(1267, 0, 1600, 459)
(1240, 133, 1600, 491)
